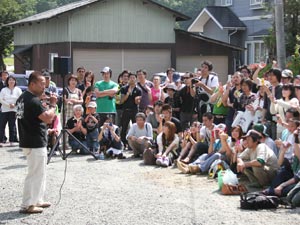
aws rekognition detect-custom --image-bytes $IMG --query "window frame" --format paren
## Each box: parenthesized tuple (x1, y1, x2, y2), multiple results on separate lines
(221, 0, 233, 6)
(244, 40, 268, 65)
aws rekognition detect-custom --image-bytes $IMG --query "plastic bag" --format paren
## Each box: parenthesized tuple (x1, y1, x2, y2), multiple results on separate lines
(222, 169, 238, 185)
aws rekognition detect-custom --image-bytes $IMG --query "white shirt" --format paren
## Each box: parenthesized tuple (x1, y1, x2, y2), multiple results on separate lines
(0, 87, 22, 112)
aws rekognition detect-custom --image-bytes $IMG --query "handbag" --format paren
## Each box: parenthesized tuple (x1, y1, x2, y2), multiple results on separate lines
(221, 184, 248, 195)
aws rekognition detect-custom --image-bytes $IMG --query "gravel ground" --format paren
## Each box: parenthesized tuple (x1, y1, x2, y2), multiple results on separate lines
(0, 145, 300, 225)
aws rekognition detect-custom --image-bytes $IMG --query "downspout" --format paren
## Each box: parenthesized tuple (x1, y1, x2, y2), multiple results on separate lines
(228, 28, 238, 44)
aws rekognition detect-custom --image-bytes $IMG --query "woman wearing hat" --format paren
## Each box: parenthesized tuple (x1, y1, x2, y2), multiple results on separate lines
(163, 83, 180, 119)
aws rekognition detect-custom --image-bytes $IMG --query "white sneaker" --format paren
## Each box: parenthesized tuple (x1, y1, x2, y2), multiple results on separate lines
(162, 158, 169, 167)
(156, 157, 163, 166)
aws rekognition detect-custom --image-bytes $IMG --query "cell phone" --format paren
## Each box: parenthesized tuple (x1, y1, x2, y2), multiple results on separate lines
(211, 130, 215, 139)
(227, 75, 232, 82)
(109, 122, 113, 126)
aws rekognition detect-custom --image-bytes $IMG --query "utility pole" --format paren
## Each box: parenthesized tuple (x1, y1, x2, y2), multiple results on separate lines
(274, 0, 286, 69)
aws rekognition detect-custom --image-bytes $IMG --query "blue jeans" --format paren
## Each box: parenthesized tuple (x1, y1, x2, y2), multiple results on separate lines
(68, 138, 87, 154)
(86, 129, 99, 151)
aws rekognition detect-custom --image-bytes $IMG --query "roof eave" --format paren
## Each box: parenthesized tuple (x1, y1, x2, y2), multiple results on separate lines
(176, 29, 245, 51)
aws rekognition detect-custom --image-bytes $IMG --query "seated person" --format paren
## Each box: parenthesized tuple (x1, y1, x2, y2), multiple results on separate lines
(157, 104, 182, 137)
(253, 123, 278, 156)
(126, 112, 153, 158)
(181, 112, 216, 163)
(155, 121, 180, 167)
(263, 122, 300, 196)
(237, 130, 279, 188)
(98, 116, 125, 159)
(177, 121, 201, 162)
(177, 124, 230, 174)
(146, 100, 163, 140)
(83, 101, 100, 152)
(66, 105, 87, 154)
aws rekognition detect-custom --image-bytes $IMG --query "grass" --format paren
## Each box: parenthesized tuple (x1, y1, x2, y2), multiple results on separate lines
(4, 57, 14, 66)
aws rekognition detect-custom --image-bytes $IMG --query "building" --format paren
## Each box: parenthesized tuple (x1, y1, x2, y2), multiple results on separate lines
(8, 0, 244, 83)
(188, 0, 273, 66)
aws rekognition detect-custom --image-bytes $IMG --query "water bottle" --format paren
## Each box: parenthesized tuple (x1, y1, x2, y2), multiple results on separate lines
(99, 152, 105, 160)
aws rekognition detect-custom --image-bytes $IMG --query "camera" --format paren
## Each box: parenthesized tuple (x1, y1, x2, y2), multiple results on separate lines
(159, 114, 164, 119)
(191, 78, 200, 85)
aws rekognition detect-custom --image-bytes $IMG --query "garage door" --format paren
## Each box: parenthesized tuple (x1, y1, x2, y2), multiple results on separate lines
(176, 56, 228, 83)
(73, 49, 171, 82)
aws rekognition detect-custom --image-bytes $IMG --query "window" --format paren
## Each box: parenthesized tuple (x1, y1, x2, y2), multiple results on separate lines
(221, 0, 232, 6)
(245, 41, 268, 65)
(250, 0, 264, 9)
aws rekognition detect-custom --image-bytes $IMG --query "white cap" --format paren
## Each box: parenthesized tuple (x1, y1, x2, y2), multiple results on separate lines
(101, 66, 111, 73)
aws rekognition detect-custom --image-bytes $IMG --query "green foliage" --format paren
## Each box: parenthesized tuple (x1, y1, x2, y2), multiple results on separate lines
(286, 35, 300, 75)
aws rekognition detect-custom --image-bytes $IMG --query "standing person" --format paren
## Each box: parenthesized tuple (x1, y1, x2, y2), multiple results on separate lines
(94, 67, 118, 126)
(263, 68, 282, 139)
(222, 71, 242, 135)
(120, 73, 142, 146)
(16, 71, 57, 214)
(210, 83, 228, 125)
(178, 72, 197, 130)
(0, 71, 9, 143)
(43, 71, 57, 95)
(150, 75, 164, 105)
(63, 75, 83, 121)
(78, 71, 95, 100)
(163, 83, 181, 119)
(76, 66, 86, 87)
(136, 69, 153, 112)
(115, 70, 129, 127)
(0, 76, 22, 146)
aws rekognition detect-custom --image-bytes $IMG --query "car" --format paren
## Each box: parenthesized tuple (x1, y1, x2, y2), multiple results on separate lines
(151, 72, 185, 84)
(12, 74, 29, 92)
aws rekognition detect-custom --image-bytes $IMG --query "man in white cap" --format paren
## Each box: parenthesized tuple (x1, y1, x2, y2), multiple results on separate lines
(94, 67, 118, 126)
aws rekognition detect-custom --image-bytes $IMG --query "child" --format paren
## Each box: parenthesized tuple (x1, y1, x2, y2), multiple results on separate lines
(83, 101, 100, 153)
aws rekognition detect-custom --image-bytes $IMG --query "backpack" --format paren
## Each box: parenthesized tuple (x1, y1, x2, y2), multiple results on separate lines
(240, 192, 280, 210)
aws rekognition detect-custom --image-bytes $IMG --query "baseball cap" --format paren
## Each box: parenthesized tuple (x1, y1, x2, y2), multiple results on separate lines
(253, 124, 269, 137)
(242, 129, 262, 140)
(87, 101, 97, 108)
(101, 67, 111, 73)
(282, 69, 293, 78)
(42, 71, 51, 77)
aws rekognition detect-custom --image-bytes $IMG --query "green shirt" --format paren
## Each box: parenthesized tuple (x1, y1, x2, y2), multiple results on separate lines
(212, 87, 228, 115)
(94, 80, 118, 113)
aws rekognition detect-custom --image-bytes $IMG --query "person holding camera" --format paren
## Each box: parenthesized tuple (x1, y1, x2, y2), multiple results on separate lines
(178, 72, 197, 130)
(98, 116, 124, 159)
(83, 101, 100, 153)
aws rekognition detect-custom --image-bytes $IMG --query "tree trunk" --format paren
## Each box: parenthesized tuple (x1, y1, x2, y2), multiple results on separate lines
(275, 0, 286, 69)
(0, 54, 6, 71)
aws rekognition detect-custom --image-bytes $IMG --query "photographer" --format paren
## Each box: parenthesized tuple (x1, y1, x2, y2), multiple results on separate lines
(178, 72, 197, 130)
(98, 116, 124, 159)
(83, 101, 100, 153)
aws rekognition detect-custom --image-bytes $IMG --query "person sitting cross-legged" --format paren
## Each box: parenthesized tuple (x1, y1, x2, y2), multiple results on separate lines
(98, 116, 125, 159)
(237, 130, 279, 188)
(126, 112, 153, 158)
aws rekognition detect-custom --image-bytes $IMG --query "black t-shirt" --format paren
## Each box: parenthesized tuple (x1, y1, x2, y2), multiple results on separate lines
(16, 91, 47, 148)
(83, 113, 100, 132)
(263, 84, 282, 121)
(120, 85, 142, 110)
(66, 117, 86, 141)
(163, 117, 182, 133)
(179, 86, 195, 113)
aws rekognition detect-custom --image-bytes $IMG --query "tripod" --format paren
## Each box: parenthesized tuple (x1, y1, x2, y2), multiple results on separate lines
(47, 73, 98, 164)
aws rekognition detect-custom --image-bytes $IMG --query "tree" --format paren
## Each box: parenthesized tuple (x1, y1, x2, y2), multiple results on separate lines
(0, 0, 22, 70)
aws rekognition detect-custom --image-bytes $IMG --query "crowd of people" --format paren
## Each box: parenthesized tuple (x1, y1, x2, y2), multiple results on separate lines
(2, 59, 300, 213)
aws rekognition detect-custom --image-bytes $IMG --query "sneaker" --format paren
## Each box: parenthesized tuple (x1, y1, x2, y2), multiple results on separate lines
(161, 158, 169, 167)
(188, 165, 200, 174)
(177, 161, 190, 174)
(156, 157, 163, 166)
(36, 202, 51, 208)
